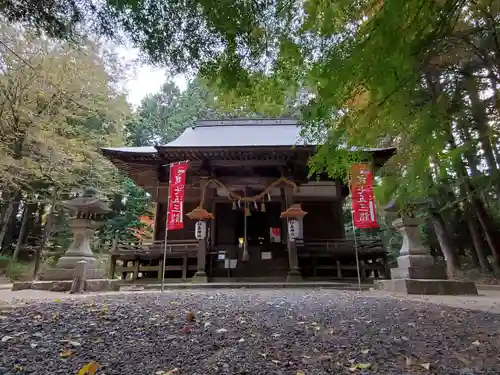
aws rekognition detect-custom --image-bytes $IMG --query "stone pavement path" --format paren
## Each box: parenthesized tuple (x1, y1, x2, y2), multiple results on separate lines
(370, 289, 500, 314)
(0, 289, 499, 375)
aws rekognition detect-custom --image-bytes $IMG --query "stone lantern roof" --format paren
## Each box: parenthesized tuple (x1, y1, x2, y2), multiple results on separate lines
(62, 188, 111, 216)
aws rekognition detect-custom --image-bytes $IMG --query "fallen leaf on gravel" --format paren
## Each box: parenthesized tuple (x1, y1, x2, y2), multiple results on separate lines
(182, 326, 192, 334)
(296, 371, 305, 375)
(406, 356, 432, 370)
(451, 351, 472, 365)
(406, 356, 417, 367)
(55, 298, 61, 303)
(14, 364, 24, 371)
(156, 368, 179, 375)
(349, 363, 371, 371)
(187, 310, 195, 322)
(77, 361, 99, 375)
(420, 363, 431, 370)
(60, 350, 73, 358)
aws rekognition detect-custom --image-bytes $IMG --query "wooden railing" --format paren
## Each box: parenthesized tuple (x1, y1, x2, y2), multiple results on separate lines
(298, 238, 388, 279)
(110, 239, 198, 258)
(300, 238, 385, 256)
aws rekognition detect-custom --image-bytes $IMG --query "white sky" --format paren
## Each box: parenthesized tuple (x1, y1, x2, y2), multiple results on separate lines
(114, 44, 187, 108)
(125, 65, 187, 107)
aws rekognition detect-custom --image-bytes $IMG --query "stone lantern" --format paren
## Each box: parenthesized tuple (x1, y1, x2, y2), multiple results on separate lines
(375, 198, 477, 295)
(186, 206, 214, 283)
(280, 203, 307, 282)
(41, 188, 111, 281)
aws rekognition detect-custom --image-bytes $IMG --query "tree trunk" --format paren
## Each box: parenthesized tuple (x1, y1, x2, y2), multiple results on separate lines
(12, 202, 34, 262)
(466, 214, 492, 272)
(428, 209, 460, 277)
(32, 195, 57, 280)
(465, 74, 500, 195)
(2, 191, 23, 253)
(33, 204, 45, 240)
(456, 118, 495, 271)
(0, 199, 15, 252)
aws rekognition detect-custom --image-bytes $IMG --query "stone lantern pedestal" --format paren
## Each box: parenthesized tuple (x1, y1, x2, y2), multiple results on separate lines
(41, 219, 106, 280)
(375, 216, 477, 295)
(40, 189, 110, 281)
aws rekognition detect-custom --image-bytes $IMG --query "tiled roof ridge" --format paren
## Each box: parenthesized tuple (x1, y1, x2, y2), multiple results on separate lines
(195, 117, 298, 128)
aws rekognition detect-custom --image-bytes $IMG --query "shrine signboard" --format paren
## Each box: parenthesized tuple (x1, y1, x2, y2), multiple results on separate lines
(167, 161, 189, 230)
(349, 163, 378, 229)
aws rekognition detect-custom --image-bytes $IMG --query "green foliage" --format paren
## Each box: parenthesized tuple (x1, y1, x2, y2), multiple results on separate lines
(0, 255, 10, 269)
(6, 261, 30, 281)
(4, 0, 500, 272)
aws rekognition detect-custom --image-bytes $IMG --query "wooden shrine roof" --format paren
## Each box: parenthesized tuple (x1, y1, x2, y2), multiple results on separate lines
(102, 117, 396, 161)
(101, 118, 396, 189)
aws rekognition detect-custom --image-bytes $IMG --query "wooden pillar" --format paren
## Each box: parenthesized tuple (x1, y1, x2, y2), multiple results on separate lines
(153, 201, 167, 242)
(360, 260, 366, 280)
(133, 260, 140, 281)
(336, 260, 342, 279)
(192, 177, 212, 283)
(284, 186, 302, 282)
(108, 255, 117, 279)
(182, 254, 188, 281)
(157, 259, 163, 280)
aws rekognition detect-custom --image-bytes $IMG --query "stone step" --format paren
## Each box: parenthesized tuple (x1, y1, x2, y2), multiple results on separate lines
(124, 281, 372, 291)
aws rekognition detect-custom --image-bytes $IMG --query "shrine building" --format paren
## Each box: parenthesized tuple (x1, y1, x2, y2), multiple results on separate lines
(101, 118, 395, 282)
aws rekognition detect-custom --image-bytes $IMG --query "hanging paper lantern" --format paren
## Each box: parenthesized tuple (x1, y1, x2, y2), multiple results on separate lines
(186, 206, 215, 220)
(280, 204, 308, 218)
(261, 199, 266, 212)
(232, 200, 236, 210)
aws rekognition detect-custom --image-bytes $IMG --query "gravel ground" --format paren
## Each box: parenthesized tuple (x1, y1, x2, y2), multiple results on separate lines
(0, 290, 499, 375)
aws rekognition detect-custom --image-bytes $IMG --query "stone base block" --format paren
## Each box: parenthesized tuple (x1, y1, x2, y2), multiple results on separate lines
(39, 267, 104, 281)
(191, 272, 208, 283)
(390, 265, 447, 280)
(12, 279, 120, 292)
(11, 281, 33, 291)
(84, 279, 121, 292)
(56, 255, 100, 269)
(286, 270, 303, 282)
(375, 278, 478, 295)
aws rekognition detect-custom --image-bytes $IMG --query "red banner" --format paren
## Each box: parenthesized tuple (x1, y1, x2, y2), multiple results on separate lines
(167, 161, 189, 231)
(349, 163, 378, 229)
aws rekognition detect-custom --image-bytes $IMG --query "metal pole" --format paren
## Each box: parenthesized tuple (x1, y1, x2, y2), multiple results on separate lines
(161, 163, 173, 292)
(243, 201, 248, 256)
(348, 183, 362, 291)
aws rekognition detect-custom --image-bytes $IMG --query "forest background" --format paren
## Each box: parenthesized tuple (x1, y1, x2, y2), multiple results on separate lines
(0, 0, 498, 282)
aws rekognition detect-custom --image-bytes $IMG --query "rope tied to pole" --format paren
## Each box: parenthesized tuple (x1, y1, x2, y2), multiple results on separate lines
(198, 176, 298, 208)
